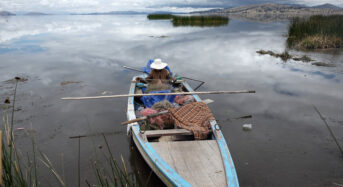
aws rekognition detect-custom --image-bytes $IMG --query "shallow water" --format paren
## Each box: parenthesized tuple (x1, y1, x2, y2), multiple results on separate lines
(0, 15, 342, 186)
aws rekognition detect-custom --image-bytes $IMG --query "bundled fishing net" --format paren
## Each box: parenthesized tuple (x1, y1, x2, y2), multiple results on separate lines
(169, 102, 214, 140)
(152, 100, 174, 110)
(140, 100, 174, 129)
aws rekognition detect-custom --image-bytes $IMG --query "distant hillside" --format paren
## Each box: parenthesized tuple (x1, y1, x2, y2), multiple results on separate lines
(0, 11, 15, 16)
(312, 3, 342, 9)
(195, 3, 343, 22)
(25, 12, 49, 15)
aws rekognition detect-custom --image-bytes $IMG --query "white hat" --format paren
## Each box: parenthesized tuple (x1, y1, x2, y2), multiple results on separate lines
(150, 58, 168, 70)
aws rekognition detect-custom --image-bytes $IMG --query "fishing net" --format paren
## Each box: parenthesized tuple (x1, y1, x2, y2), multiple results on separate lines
(152, 100, 174, 129)
(141, 100, 174, 129)
(174, 95, 195, 105)
(168, 102, 214, 140)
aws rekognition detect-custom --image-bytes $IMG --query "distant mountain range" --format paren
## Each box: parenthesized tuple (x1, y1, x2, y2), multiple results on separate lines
(0, 11, 15, 16)
(194, 3, 343, 21)
(25, 12, 49, 15)
(71, 11, 146, 15)
(193, 3, 343, 22)
(71, 10, 186, 15)
(312, 3, 342, 9)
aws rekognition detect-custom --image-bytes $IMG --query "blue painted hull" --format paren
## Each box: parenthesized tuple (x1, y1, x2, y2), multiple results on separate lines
(126, 75, 239, 187)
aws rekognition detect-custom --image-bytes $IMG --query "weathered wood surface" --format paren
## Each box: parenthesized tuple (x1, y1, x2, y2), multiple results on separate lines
(150, 140, 227, 187)
(144, 129, 193, 138)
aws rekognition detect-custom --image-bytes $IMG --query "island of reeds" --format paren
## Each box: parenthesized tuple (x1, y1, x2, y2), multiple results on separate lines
(147, 14, 229, 27)
(287, 15, 343, 49)
(147, 14, 174, 20)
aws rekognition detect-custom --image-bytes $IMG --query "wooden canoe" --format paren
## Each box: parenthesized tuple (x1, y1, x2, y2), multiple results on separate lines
(126, 75, 239, 187)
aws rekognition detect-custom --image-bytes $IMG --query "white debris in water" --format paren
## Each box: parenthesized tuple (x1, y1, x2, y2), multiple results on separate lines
(242, 124, 252, 131)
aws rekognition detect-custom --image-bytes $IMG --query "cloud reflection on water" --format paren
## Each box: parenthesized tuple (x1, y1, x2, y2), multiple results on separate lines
(0, 15, 342, 187)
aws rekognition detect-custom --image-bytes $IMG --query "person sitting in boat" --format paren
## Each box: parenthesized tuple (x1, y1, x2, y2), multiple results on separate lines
(136, 58, 176, 88)
(136, 59, 177, 108)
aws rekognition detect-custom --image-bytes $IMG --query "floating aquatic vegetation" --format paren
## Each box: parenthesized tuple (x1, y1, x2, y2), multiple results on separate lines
(256, 50, 292, 61)
(60, 80, 81, 86)
(311, 62, 336, 67)
(256, 49, 336, 67)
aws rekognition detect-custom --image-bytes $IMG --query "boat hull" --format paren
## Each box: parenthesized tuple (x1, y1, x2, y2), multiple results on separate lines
(126, 76, 239, 187)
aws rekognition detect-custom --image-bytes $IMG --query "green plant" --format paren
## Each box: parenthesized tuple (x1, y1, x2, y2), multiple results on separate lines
(1, 78, 65, 187)
(88, 134, 138, 187)
(147, 14, 229, 27)
(287, 15, 343, 49)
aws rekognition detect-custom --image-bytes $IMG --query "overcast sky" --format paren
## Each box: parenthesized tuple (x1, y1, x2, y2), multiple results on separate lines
(1, 0, 343, 13)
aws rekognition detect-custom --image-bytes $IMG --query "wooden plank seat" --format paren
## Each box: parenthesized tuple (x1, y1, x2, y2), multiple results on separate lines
(143, 129, 193, 138)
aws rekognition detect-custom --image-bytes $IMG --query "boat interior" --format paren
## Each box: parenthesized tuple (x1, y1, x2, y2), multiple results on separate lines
(133, 79, 215, 143)
(131, 77, 228, 187)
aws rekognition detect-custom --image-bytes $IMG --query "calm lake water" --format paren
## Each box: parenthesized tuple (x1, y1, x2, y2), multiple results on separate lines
(0, 15, 343, 186)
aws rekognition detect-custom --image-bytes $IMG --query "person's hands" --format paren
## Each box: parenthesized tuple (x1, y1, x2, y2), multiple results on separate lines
(136, 77, 143, 82)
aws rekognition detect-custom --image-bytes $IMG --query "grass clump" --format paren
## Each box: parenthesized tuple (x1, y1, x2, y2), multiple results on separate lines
(287, 15, 343, 49)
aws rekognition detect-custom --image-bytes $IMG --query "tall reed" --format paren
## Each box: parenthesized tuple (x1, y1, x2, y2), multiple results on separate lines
(172, 15, 229, 27)
(147, 14, 229, 27)
(87, 134, 138, 187)
(2, 78, 138, 186)
(287, 15, 343, 49)
(1, 78, 65, 187)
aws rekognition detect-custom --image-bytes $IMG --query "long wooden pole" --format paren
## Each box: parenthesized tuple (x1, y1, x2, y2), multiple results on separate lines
(61, 90, 256, 100)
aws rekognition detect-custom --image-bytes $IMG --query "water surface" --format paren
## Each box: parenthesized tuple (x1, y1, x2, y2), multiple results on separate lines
(0, 15, 342, 186)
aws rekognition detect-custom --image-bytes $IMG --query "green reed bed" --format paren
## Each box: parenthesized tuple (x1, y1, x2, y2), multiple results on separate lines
(172, 15, 229, 27)
(287, 15, 343, 49)
(147, 14, 229, 27)
(147, 14, 174, 20)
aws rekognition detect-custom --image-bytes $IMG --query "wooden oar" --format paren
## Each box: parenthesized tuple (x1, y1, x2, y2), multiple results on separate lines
(122, 110, 169, 125)
(121, 99, 214, 125)
(61, 90, 255, 100)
